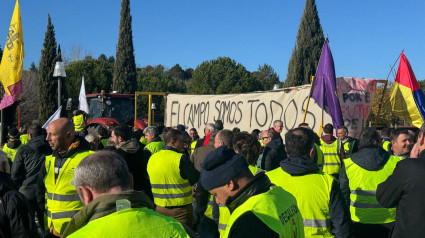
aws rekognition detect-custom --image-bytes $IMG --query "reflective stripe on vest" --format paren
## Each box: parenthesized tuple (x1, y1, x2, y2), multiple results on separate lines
(44, 150, 94, 234)
(344, 155, 401, 224)
(147, 149, 192, 207)
(223, 186, 304, 238)
(267, 168, 333, 237)
(320, 138, 341, 175)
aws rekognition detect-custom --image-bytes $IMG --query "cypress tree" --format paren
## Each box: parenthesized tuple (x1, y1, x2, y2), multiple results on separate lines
(113, 0, 137, 93)
(285, 0, 324, 87)
(38, 14, 58, 122)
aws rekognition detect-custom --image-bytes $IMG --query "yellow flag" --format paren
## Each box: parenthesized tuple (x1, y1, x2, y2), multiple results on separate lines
(0, 0, 24, 96)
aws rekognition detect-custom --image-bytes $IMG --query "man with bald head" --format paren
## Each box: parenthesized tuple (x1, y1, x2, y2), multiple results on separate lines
(37, 118, 94, 237)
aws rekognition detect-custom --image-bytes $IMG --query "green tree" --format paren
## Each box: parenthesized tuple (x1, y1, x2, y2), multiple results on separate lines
(367, 82, 402, 127)
(29, 62, 37, 71)
(285, 0, 325, 87)
(113, 0, 137, 93)
(38, 14, 58, 122)
(252, 64, 280, 91)
(167, 64, 185, 81)
(65, 54, 114, 106)
(188, 57, 263, 94)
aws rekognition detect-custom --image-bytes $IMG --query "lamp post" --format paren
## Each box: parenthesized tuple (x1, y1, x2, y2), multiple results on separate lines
(53, 61, 66, 109)
(151, 103, 156, 126)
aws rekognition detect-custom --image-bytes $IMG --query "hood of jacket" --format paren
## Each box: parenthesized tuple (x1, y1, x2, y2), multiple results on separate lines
(226, 172, 271, 213)
(27, 135, 52, 154)
(321, 134, 336, 144)
(266, 138, 283, 150)
(0, 172, 17, 197)
(62, 190, 154, 237)
(7, 139, 21, 149)
(280, 157, 319, 176)
(350, 146, 390, 171)
(116, 139, 140, 154)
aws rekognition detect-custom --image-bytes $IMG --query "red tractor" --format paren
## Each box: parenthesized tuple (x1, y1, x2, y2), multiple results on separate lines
(85, 91, 148, 134)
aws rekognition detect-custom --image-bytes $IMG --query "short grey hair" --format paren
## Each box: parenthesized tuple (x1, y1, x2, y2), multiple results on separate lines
(273, 120, 283, 126)
(143, 126, 159, 137)
(74, 151, 130, 193)
(206, 123, 215, 132)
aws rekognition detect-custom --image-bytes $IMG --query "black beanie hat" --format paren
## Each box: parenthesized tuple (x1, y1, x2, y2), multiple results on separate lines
(8, 128, 20, 139)
(200, 146, 248, 191)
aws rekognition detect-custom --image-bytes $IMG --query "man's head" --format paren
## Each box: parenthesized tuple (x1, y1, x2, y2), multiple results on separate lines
(391, 128, 411, 156)
(357, 127, 382, 149)
(97, 126, 109, 140)
(204, 123, 215, 136)
(285, 128, 315, 161)
(164, 129, 185, 152)
(131, 129, 143, 141)
(27, 124, 42, 140)
(111, 125, 132, 145)
(189, 128, 198, 141)
(273, 120, 284, 133)
(323, 123, 334, 135)
(233, 132, 262, 166)
(298, 123, 310, 129)
(201, 146, 251, 204)
(214, 120, 224, 131)
(261, 130, 279, 147)
(8, 127, 20, 140)
(214, 129, 234, 148)
(144, 126, 159, 144)
(381, 127, 391, 139)
(74, 151, 131, 205)
(46, 118, 75, 153)
(337, 126, 349, 141)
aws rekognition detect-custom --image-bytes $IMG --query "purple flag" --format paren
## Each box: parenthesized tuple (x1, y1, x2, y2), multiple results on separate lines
(311, 39, 344, 130)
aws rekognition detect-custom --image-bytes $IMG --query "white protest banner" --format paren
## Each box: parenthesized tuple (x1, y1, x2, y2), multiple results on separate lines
(336, 77, 377, 138)
(165, 85, 332, 136)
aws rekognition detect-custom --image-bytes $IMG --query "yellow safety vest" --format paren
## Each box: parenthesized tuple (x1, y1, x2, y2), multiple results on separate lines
(20, 134, 29, 145)
(382, 141, 391, 152)
(344, 155, 401, 224)
(68, 207, 189, 238)
(314, 144, 324, 171)
(100, 138, 108, 148)
(319, 139, 341, 175)
(145, 141, 165, 155)
(342, 140, 356, 158)
(3, 143, 23, 162)
(139, 137, 148, 145)
(44, 150, 94, 234)
(223, 186, 304, 238)
(73, 114, 86, 132)
(188, 141, 197, 156)
(147, 149, 192, 207)
(267, 168, 333, 237)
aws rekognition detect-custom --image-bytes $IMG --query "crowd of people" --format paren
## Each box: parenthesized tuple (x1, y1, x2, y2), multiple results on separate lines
(0, 117, 424, 238)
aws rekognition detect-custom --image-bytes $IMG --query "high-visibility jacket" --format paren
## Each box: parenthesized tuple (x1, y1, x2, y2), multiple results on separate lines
(344, 155, 401, 224)
(147, 149, 192, 207)
(342, 140, 356, 158)
(20, 134, 29, 145)
(223, 186, 304, 238)
(67, 207, 189, 238)
(72, 114, 86, 132)
(382, 141, 391, 152)
(320, 139, 341, 175)
(44, 150, 93, 234)
(267, 168, 333, 237)
(315, 144, 324, 171)
(100, 138, 108, 148)
(140, 137, 148, 145)
(145, 141, 165, 155)
(3, 143, 23, 162)
(188, 141, 197, 156)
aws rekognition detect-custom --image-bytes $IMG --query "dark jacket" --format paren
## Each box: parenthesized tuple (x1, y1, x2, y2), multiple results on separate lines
(339, 146, 390, 206)
(7, 139, 22, 149)
(280, 157, 352, 238)
(225, 172, 278, 238)
(0, 172, 39, 238)
(377, 156, 425, 238)
(261, 138, 287, 171)
(36, 136, 91, 212)
(11, 135, 52, 200)
(114, 139, 152, 196)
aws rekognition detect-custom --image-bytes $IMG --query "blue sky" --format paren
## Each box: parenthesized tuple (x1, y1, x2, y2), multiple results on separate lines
(1, 0, 424, 82)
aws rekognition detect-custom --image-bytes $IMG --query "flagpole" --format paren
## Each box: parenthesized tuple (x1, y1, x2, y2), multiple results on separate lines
(375, 50, 403, 127)
(17, 95, 21, 129)
(302, 76, 315, 123)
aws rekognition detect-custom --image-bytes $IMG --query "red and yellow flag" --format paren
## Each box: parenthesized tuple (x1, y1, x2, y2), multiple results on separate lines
(0, 0, 24, 110)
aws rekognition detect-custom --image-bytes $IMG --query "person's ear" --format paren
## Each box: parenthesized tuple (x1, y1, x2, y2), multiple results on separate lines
(419, 133, 425, 146)
(228, 179, 239, 191)
(78, 186, 94, 205)
(309, 147, 315, 160)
